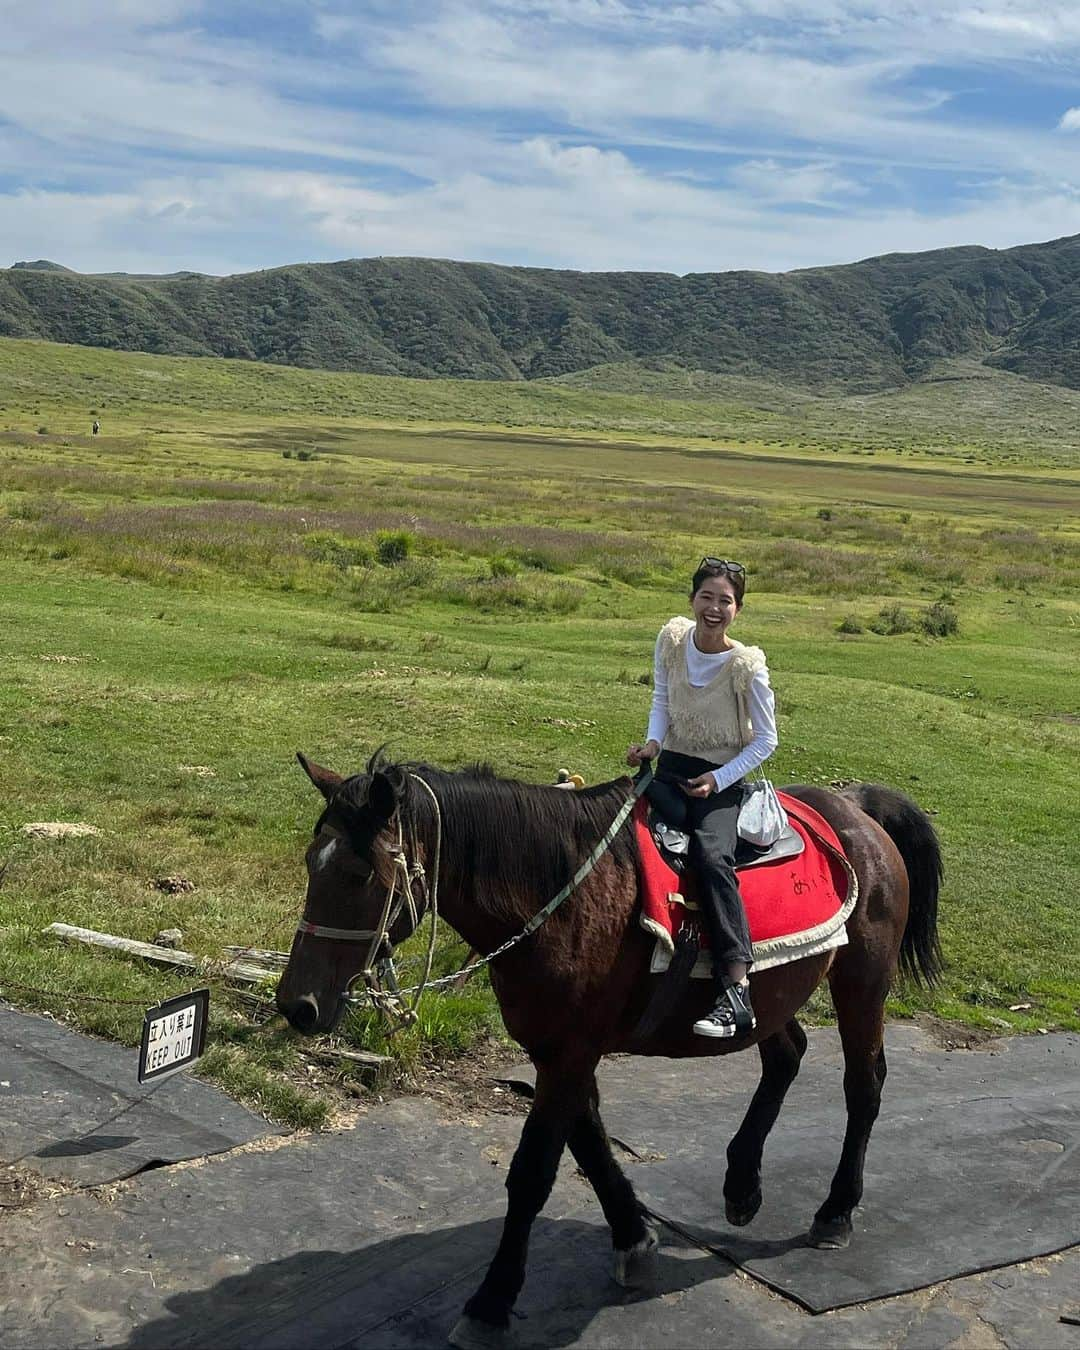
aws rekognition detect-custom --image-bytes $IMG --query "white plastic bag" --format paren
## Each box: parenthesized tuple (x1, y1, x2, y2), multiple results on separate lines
(737, 776, 788, 848)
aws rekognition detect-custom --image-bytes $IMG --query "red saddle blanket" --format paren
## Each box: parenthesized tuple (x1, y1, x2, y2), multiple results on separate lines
(635, 792, 857, 970)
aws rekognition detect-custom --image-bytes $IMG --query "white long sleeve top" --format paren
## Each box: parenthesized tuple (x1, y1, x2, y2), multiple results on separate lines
(646, 632, 778, 791)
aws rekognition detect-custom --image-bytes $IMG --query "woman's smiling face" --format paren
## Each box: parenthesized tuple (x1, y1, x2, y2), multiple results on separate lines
(691, 575, 741, 647)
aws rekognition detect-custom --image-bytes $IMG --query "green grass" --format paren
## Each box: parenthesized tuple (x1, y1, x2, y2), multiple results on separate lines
(3, 336, 1080, 470)
(1, 335, 1078, 1125)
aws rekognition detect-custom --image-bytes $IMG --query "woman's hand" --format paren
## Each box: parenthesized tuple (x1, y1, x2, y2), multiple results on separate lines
(626, 739, 661, 767)
(684, 772, 716, 798)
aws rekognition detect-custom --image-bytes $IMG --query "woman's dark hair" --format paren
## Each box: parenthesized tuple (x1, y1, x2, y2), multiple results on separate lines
(690, 560, 746, 605)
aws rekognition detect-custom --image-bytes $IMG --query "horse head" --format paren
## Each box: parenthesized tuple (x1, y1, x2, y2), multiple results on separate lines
(276, 751, 421, 1035)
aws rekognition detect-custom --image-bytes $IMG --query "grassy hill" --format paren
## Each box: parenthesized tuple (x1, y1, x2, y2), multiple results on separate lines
(3, 233, 1079, 392)
(3, 336, 1080, 470)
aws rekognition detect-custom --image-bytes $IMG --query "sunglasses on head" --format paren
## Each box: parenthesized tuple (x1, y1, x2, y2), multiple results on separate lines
(698, 557, 745, 576)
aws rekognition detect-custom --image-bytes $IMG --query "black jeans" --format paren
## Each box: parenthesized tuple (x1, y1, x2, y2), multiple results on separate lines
(646, 750, 753, 978)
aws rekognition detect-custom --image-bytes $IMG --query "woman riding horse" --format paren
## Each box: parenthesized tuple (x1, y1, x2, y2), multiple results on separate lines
(278, 752, 941, 1346)
(628, 556, 778, 1039)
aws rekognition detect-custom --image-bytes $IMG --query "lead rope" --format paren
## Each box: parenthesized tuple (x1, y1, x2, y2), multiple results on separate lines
(404, 773, 442, 1011)
(369, 764, 654, 1008)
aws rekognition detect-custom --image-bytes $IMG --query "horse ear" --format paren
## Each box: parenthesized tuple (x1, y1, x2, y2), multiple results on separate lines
(296, 752, 343, 801)
(368, 771, 400, 823)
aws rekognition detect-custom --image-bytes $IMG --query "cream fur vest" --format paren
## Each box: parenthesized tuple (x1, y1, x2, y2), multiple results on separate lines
(657, 616, 766, 761)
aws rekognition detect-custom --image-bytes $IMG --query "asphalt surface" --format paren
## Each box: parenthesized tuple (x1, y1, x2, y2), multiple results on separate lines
(2, 1008, 1079, 1349)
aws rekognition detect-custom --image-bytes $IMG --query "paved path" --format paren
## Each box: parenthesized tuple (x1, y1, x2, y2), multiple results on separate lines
(2, 1011, 1079, 1348)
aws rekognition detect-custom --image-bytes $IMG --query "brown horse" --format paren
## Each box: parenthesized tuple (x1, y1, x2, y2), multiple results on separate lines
(277, 752, 942, 1349)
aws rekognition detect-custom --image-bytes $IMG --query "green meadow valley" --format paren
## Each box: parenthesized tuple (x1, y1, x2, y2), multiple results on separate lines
(1, 334, 1078, 1125)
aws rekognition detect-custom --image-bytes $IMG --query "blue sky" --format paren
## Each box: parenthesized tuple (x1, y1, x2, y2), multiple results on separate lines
(2, 0, 1080, 276)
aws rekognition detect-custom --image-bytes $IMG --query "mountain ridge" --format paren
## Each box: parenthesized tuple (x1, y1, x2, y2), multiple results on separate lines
(2, 234, 1078, 392)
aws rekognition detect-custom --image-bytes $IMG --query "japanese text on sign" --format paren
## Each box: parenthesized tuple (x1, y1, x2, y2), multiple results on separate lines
(138, 990, 208, 1083)
(144, 1004, 197, 1075)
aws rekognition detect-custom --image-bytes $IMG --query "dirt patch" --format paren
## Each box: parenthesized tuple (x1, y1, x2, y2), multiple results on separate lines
(22, 822, 101, 839)
(408, 1040, 530, 1122)
(0, 1164, 80, 1213)
(279, 1036, 529, 1126)
(913, 1012, 1004, 1052)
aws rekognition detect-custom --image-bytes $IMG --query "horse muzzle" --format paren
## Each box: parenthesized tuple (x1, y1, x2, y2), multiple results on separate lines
(277, 991, 344, 1035)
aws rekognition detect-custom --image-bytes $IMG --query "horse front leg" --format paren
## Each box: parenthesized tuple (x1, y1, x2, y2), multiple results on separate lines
(566, 1074, 657, 1288)
(810, 972, 888, 1249)
(449, 1063, 591, 1350)
(723, 1018, 807, 1227)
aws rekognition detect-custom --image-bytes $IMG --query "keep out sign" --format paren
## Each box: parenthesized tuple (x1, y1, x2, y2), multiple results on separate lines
(138, 989, 210, 1084)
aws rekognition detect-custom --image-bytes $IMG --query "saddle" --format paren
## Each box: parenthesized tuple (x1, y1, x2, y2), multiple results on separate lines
(631, 792, 858, 1036)
(647, 805, 804, 874)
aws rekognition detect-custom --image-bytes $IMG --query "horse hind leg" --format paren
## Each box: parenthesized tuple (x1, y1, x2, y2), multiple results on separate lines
(723, 1019, 807, 1227)
(809, 965, 889, 1250)
(566, 1076, 658, 1288)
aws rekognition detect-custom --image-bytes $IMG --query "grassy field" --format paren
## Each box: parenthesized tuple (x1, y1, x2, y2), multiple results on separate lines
(1, 336, 1078, 1126)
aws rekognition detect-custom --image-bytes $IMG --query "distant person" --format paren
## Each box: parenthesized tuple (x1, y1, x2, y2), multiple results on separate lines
(625, 557, 778, 1038)
(92, 419, 100, 436)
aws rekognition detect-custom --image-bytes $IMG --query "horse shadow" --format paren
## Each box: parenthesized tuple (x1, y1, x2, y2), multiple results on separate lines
(121, 1214, 748, 1349)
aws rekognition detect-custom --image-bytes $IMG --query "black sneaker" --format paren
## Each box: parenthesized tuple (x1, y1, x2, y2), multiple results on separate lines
(692, 981, 756, 1039)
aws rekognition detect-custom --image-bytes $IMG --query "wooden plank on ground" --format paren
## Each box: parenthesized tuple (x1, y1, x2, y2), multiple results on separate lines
(223, 946, 290, 968)
(43, 924, 279, 985)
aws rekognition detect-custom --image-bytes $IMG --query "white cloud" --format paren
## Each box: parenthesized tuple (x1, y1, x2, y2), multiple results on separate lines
(2, 0, 1080, 276)
(368, 3, 1080, 184)
(728, 158, 864, 204)
(3, 157, 1078, 280)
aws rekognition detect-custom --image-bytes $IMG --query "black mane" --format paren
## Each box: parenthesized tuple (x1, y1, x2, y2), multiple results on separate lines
(329, 753, 637, 917)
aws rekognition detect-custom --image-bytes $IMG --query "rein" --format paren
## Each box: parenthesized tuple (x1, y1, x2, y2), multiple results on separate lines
(295, 765, 653, 1034)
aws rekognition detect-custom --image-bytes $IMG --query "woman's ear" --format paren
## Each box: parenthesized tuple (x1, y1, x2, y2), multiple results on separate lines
(368, 771, 400, 823)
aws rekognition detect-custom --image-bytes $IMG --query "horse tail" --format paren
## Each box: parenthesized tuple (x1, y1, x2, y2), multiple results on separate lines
(844, 783, 944, 986)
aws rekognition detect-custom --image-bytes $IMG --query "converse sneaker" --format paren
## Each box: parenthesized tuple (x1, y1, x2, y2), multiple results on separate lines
(692, 981, 756, 1039)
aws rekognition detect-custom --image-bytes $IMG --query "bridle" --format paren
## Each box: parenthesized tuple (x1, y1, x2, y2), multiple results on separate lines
(294, 765, 652, 1034)
(294, 773, 443, 1035)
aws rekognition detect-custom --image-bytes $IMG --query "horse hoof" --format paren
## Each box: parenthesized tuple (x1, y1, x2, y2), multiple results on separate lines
(808, 1216, 852, 1250)
(725, 1189, 762, 1228)
(613, 1223, 659, 1288)
(447, 1314, 514, 1350)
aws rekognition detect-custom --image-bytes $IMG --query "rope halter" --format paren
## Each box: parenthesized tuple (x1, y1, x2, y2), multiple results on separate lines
(294, 773, 442, 1036)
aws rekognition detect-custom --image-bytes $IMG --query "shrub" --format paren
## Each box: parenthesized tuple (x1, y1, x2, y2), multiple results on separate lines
(375, 529, 414, 566)
(756, 539, 881, 595)
(324, 631, 393, 652)
(303, 531, 373, 571)
(836, 614, 864, 634)
(348, 556, 430, 611)
(296, 448, 317, 462)
(994, 563, 1053, 591)
(817, 507, 833, 521)
(869, 603, 914, 636)
(489, 554, 520, 578)
(919, 602, 959, 637)
(508, 546, 557, 572)
(446, 573, 583, 614)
